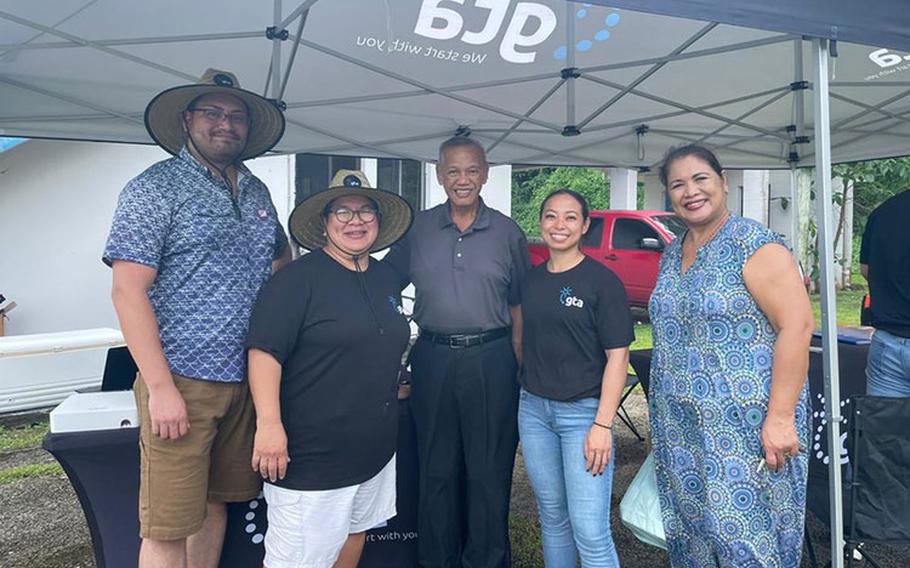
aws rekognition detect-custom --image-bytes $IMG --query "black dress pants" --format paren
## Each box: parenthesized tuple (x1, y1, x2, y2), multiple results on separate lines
(410, 334, 519, 568)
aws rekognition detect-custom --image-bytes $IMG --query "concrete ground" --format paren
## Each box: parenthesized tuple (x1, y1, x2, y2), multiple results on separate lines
(1, 390, 907, 567)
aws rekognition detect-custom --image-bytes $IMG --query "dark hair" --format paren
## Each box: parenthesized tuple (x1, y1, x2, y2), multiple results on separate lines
(321, 195, 381, 221)
(539, 188, 589, 220)
(658, 144, 723, 188)
(438, 135, 487, 166)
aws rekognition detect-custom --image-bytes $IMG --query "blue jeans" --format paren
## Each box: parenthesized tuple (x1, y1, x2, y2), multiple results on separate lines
(866, 329, 910, 397)
(518, 389, 620, 568)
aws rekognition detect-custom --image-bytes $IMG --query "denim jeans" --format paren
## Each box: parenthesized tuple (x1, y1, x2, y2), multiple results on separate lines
(866, 329, 910, 397)
(518, 389, 620, 568)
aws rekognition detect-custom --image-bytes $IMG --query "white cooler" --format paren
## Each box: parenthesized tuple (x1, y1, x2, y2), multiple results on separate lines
(50, 391, 138, 433)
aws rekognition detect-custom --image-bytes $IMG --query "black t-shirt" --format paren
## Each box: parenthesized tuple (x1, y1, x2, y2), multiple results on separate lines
(520, 256, 634, 401)
(860, 189, 910, 338)
(246, 250, 410, 490)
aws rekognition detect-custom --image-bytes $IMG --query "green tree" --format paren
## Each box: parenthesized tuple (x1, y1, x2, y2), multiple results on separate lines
(511, 167, 611, 236)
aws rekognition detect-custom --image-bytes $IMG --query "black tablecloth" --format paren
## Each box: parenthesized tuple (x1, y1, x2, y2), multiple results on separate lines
(43, 400, 419, 568)
(628, 341, 869, 518)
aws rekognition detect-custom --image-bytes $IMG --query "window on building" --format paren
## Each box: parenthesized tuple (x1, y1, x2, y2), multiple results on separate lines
(377, 158, 422, 211)
(611, 218, 660, 250)
(295, 154, 359, 205)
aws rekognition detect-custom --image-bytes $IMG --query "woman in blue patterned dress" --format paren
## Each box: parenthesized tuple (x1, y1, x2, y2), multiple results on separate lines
(648, 145, 814, 567)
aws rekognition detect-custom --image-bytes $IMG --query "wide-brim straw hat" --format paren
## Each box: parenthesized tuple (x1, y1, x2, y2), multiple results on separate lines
(144, 68, 285, 161)
(289, 170, 413, 253)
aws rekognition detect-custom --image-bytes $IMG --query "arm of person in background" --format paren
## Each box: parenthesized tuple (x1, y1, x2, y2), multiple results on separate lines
(272, 242, 291, 273)
(744, 243, 815, 471)
(248, 349, 289, 483)
(509, 305, 523, 366)
(859, 214, 872, 281)
(272, 216, 292, 273)
(509, 226, 531, 366)
(111, 260, 188, 440)
(381, 232, 413, 291)
(584, 347, 630, 475)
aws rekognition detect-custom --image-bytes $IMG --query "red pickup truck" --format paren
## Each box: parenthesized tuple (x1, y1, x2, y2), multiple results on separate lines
(528, 210, 685, 307)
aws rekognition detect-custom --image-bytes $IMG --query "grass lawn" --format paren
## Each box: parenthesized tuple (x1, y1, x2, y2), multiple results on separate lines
(630, 283, 868, 354)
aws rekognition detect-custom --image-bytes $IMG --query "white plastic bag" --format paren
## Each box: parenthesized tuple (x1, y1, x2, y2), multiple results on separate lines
(619, 452, 667, 550)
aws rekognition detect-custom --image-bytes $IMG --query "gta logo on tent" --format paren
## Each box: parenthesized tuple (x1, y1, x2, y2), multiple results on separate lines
(414, 1, 621, 64)
(414, 0, 558, 64)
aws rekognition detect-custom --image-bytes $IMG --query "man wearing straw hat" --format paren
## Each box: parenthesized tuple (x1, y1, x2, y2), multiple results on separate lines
(384, 136, 530, 568)
(103, 69, 290, 568)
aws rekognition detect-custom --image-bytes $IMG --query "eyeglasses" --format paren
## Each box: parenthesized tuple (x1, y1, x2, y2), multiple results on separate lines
(188, 107, 249, 126)
(330, 207, 378, 224)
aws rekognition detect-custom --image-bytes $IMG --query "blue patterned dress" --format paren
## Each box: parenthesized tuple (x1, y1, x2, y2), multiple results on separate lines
(648, 215, 810, 568)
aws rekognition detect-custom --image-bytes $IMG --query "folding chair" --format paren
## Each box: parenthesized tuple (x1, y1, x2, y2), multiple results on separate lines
(616, 373, 644, 442)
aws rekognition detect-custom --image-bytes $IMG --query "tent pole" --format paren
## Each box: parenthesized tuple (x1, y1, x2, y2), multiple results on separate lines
(812, 37, 845, 568)
(565, 1, 576, 127)
(270, 0, 283, 98)
(790, 39, 804, 251)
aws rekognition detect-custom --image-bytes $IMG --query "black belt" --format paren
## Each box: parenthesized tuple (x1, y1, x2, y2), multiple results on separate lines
(421, 327, 510, 348)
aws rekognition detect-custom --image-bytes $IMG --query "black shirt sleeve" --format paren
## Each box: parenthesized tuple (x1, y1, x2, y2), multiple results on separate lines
(859, 212, 875, 265)
(595, 267, 635, 350)
(382, 230, 413, 291)
(246, 263, 309, 364)
(508, 226, 531, 306)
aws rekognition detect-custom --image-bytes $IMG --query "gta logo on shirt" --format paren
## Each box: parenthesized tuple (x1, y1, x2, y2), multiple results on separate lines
(388, 296, 405, 315)
(559, 286, 584, 309)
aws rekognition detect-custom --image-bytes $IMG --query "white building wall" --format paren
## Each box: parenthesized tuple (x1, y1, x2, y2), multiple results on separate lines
(768, 170, 797, 248)
(642, 174, 666, 211)
(724, 170, 744, 216)
(607, 167, 638, 210)
(424, 163, 512, 215)
(741, 170, 770, 224)
(0, 140, 294, 336)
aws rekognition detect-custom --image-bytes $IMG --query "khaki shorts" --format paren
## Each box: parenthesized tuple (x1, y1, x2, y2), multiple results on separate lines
(135, 373, 260, 540)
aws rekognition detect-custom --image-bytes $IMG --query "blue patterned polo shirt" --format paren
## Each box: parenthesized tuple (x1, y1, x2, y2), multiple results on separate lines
(103, 146, 288, 382)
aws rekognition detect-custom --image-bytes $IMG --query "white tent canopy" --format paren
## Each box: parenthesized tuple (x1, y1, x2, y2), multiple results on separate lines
(3, 2, 909, 566)
(2, 1, 910, 168)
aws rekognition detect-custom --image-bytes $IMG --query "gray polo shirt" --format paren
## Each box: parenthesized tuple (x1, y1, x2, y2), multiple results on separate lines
(384, 198, 529, 334)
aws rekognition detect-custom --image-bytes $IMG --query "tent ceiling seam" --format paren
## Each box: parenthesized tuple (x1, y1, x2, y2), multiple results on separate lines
(289, 34, 565, 132)
(486, 79, 567, 154)
(583, 74, 791, 142)
(580, 33, 796, 75)
(577, 22, 717, 129)
(0, 31, 262, 52)
(0, 10, 197, 82)
(305, 130, 456, 155)
(0, 0, 97, 59)
(0, 76, 141, 125)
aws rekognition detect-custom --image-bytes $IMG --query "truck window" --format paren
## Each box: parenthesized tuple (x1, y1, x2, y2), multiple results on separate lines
(582, 217, 604, 248)
(612, 218, 660, 250)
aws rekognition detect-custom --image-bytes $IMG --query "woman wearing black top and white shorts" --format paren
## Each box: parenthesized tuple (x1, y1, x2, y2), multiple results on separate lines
(246, 170, 413, 568)
(519, 189, 634, 568)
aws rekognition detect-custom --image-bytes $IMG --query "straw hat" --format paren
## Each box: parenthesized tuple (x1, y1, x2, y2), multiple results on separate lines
(144, 68, 285, 161)
(289, 170, 413, 253)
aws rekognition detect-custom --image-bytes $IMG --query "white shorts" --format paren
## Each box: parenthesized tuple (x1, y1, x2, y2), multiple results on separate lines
(262, 455, 397, 568)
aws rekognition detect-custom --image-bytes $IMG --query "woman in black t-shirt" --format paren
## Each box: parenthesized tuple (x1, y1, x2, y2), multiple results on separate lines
(519, 189, 634, 568)
(246, 170, 413, 568)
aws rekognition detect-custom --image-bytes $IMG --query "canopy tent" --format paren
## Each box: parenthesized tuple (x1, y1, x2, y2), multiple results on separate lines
(3, 2, 909, 565)
(2, 1, 910, 168)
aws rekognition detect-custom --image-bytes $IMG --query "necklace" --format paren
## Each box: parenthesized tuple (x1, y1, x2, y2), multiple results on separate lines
(685, 210, 729, 251)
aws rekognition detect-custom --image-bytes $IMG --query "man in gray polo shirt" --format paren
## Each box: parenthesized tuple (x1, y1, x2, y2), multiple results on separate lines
(385, 136, 530, 568)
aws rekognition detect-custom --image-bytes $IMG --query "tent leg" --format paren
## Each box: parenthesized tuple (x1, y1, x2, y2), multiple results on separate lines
(270, 0, 283, 98)
(812, 37, 845, 568)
